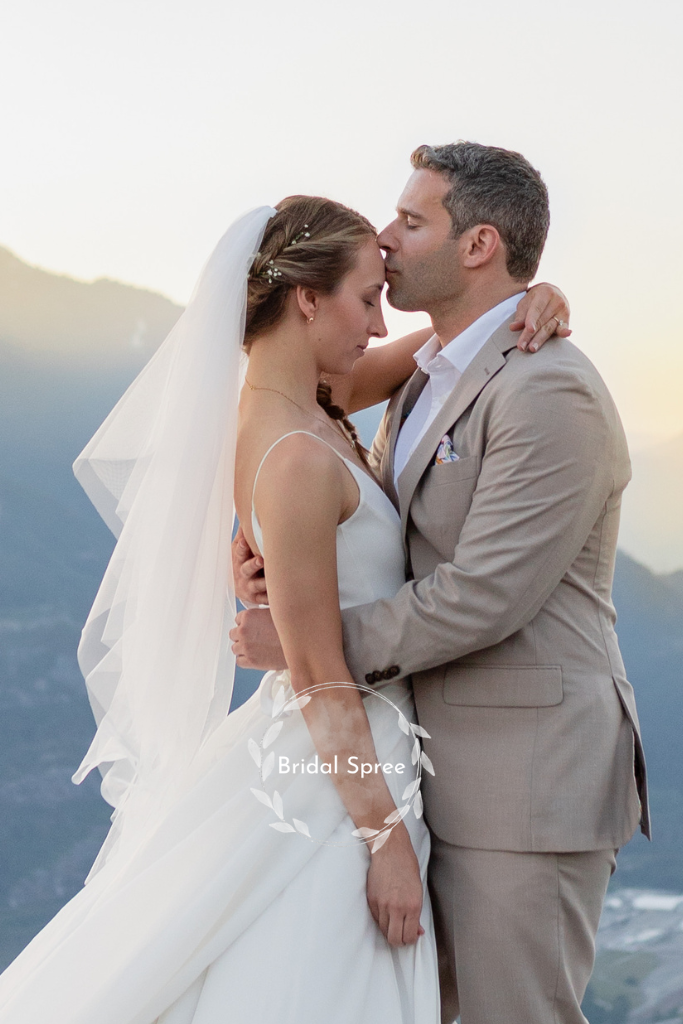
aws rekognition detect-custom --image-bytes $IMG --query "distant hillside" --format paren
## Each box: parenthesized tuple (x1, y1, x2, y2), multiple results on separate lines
(611, 554, 683, 892)
(0, 253, 260, 967)
(0, 247, 181, 505)
(620, 432, 683, 574)
(0, 245, 181, 364)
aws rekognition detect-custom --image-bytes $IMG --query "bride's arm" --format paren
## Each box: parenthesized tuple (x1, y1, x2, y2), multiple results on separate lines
(253, 433, 424, 947)
(329, 282, 571, 414)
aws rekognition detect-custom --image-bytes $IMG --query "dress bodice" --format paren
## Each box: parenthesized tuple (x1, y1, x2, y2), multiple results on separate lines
(251, 431, 406, 609)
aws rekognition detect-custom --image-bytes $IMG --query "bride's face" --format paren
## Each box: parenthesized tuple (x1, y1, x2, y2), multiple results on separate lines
(309, 239, 388, 374)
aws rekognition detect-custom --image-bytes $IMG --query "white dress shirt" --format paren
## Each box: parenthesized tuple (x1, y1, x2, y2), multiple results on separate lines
(393, 293, 525, 487)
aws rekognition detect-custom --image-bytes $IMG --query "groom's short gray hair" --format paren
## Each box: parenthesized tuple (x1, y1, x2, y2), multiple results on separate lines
(411, 142, 550, 281)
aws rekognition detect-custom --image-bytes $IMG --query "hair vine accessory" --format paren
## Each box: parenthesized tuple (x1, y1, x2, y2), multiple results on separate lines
(263, 259, 283, 284)
(285, 224, 311, 248)
(251, 224, 314, 285)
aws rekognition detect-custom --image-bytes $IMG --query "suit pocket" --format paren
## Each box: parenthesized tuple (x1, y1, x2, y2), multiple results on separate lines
(425, 454, 481, 485)
(411, 455, 482, 558)
(443, 665, 563, 707)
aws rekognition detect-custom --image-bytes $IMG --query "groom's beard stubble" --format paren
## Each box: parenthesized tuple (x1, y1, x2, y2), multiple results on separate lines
(385, 244, 461, 314)
(384, 268, 418, 312)
(385, 271, 440, 314)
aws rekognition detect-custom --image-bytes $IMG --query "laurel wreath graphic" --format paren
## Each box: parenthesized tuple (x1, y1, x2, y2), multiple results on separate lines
(248, 681, 434, 851)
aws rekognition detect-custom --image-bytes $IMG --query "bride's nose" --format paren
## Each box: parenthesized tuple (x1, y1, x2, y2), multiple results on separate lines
(370, 314, 388, 340)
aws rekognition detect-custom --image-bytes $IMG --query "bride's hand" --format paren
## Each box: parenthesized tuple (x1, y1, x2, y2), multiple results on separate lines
(509, 283, 571, 352)
(366, 824, 425, 946)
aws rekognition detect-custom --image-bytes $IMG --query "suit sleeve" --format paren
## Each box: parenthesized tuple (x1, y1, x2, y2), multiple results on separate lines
(341, 365, 622, 683)
(367, 405, 389, 477)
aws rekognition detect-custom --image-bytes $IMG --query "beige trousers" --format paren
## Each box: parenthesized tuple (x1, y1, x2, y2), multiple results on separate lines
(428, 840, 617, 1024)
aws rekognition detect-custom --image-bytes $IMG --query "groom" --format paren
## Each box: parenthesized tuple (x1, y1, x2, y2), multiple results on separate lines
(231, 142, 649, 1024)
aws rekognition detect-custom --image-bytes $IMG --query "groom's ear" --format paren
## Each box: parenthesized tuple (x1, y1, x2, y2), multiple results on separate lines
(460, 224, 502, 270)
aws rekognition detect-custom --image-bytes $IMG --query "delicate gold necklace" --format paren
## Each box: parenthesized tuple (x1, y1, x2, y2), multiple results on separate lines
(244, 377, 356, 452)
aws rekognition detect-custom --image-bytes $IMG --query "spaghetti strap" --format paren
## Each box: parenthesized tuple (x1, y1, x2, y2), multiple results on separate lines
(250, 430, 348, 518)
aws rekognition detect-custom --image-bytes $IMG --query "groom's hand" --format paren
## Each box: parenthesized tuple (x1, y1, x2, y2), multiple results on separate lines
(232, 525, 269, 605)
(229, 608, 288, 670)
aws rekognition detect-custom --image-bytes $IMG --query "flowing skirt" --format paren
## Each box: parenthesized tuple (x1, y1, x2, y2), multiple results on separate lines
(0, 672, 440, 1024)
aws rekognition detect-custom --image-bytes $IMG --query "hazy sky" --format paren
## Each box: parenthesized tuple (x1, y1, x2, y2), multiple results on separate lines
(2, 0, 682, 448)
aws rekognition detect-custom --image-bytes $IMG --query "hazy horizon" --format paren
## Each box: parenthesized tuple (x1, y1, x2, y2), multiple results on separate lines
(1, 0, 682, 450)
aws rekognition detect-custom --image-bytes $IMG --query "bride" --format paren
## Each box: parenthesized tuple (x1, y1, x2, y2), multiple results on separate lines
(0, 198, 567, 1024)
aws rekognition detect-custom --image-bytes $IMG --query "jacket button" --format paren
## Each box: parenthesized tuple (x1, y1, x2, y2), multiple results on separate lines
(372, 670, 382, 683)
(365, 673, 374, 684)
(388, 665, 400, 677)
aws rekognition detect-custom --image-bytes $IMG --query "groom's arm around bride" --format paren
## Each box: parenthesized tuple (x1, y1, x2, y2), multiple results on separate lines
(340, 144, 649, 1024)
(342, 325, 650, 1023)
(342, 315, 648, 854)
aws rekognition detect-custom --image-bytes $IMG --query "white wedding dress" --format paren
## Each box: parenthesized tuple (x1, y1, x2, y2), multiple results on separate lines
(0, 430, 440, 1024)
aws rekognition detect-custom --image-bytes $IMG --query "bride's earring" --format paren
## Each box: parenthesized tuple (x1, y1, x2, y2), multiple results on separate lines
(307, 316, 314, 323)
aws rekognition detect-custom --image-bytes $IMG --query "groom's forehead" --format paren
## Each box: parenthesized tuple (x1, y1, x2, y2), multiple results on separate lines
(397, 168, 450, 214)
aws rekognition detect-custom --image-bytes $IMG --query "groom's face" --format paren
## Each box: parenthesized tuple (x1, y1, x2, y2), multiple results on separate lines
(379, 169, 462, 313)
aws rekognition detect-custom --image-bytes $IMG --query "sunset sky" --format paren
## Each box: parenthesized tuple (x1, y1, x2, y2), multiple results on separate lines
(2, 0, 681, 449)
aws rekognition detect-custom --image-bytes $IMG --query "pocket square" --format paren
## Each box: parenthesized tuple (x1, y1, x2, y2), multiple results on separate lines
(435, 434, 459, 464)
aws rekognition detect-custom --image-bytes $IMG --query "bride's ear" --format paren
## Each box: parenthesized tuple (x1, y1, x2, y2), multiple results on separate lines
(295, 285, 319, 323)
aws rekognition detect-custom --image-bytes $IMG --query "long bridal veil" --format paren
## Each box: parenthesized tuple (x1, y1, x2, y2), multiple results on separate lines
(71, 206, 275, 877)
(0, 203, 441, 1024)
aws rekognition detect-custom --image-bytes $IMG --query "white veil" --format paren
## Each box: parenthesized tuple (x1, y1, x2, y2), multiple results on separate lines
(71, 206, 276, 878)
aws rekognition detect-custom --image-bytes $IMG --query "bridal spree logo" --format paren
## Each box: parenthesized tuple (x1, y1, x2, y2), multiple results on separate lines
(248, 681, 434, 851)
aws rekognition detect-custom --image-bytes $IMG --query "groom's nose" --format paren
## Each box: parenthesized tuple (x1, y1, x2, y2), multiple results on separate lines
(377, 222, 398, 253)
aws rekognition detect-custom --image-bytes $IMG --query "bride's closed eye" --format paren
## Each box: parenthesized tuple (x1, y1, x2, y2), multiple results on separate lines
(364, 284, 383, 307)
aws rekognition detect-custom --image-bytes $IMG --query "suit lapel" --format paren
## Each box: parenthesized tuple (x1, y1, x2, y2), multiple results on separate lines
(380, 367, 428, 510)
(396, 315, 517, 539)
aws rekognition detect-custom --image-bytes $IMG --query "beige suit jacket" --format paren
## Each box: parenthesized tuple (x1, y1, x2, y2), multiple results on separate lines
(341, 316, 649, 853)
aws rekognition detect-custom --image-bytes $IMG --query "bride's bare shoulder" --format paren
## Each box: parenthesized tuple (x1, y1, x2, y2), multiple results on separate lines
(253, 429, 341, 495)
(235, 421, 345, 525)
(250, 433, 351, 559)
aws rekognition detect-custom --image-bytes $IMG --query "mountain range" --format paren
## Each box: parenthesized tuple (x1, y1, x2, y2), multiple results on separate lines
(0, 247, 681, 1009)
(619, 431, 683, 574)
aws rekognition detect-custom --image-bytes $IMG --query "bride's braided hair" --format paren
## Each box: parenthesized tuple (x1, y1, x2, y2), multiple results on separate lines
(245, 195, 377, 471)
